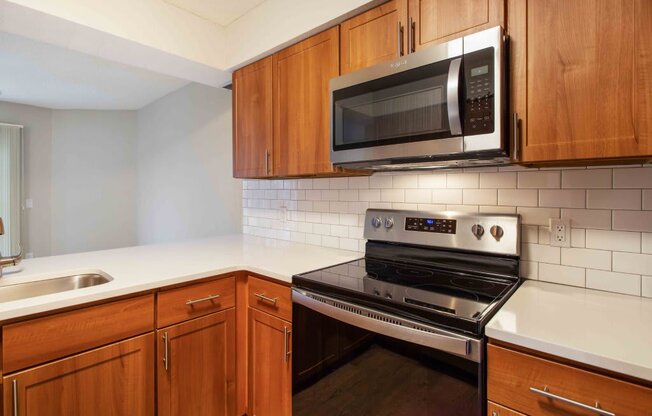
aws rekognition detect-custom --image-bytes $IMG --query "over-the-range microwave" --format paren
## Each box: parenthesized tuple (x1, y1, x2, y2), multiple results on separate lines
(330, 26, 510, 170)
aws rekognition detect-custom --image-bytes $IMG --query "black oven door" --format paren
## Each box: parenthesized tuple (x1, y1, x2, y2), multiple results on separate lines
(292, 291, 484, 416)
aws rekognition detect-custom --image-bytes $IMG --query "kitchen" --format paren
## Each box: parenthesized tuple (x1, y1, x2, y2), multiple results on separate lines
(0, 0, 650, 415)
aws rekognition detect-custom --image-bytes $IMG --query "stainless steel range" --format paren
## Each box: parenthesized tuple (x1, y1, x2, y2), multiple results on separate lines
(292, 209, 521, 416)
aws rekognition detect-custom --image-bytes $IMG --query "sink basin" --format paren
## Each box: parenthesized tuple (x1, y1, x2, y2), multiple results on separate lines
(0, 273, 113, 303)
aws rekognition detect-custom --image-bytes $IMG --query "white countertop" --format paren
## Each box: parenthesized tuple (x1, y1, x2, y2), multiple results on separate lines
(486, 280, 652, 382)
(0, 234, 361, 321)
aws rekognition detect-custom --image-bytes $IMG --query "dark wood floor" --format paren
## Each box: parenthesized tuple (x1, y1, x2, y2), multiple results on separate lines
(293, 344, 478, 416)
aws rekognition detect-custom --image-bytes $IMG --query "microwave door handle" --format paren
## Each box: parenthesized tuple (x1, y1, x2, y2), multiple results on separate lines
(446, 57, 463, 136)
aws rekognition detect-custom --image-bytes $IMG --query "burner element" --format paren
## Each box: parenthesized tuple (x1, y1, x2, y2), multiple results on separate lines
(395, 267, 434, 279)
(450, 277, 496, 290)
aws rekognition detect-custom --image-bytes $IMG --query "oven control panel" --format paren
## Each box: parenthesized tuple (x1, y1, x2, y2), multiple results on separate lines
(405, 217, 456, 234)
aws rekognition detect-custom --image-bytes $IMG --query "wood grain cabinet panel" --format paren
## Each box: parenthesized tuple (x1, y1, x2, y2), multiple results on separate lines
(409, 0, 504, 50)
(233, 57, 274, 178)
(247, 275, 292, 322)
(487, 344, 652, 416)
(273, 27, 340, 177)
(157, 275, 235, 328)
(2, 294, 154, 373)
(3, 333, 155, 416)
(510, 0, 652, 162)
(248, 308, 292, 416)
(487, 401, 526, 416)
(157, 309, 236, 416)
(340, 0, 408, 74)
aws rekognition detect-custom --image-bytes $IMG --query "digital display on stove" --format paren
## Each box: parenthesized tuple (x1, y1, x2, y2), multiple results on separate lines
(405, 217, 456, 234)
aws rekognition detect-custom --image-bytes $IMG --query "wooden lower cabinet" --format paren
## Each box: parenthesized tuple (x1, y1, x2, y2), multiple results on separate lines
(157, 309, 236, 416)
(487, 401, 526, 416)
(488, 343, 652, 416)
(248, 307, 292, 416)
(2, 333, 155, 416)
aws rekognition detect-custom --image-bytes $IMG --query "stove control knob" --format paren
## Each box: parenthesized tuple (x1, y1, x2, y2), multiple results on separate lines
(371, 216, 383, 228)
(373, 289, 380, 296)
(471, 224, 484, 239)
(385, 292, 393, 300)
(490, 225, 504, 241)
(384, 217, 394, 229)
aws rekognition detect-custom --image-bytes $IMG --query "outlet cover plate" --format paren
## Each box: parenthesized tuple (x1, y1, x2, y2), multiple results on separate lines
(549, 218, 571, 247)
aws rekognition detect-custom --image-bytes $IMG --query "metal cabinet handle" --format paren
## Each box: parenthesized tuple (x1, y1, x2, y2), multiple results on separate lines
(264, 149, 270, 175)
(283, 326, 292, 362)
(512, 113, 520, 161)
(185, 294, 220, 306)
(409, 17, 416, 53)
(529, 386, 615, 416)
(254, 292, 278, 305)
(397, 22, 404, 56)
(12, 379, 17, 416)
(162, 332, 169, 371)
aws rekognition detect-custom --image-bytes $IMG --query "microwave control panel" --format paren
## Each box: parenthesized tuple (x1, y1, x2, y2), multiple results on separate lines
(464, 47, 495, 135)
(405, 217, 457, 234)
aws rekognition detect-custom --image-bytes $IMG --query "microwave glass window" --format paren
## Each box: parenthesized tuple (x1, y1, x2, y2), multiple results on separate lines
(333, 59, 456, 151)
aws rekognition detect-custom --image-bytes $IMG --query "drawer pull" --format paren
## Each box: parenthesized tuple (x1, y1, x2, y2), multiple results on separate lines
(529, 386, 615, 416)
(185, 294, 220, 306)
(254, 292, 278, 305)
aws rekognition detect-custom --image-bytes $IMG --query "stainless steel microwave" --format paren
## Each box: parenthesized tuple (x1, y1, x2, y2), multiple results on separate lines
(330, 26, 508, 170)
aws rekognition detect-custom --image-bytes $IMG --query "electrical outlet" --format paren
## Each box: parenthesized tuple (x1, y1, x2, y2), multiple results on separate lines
(549, 218, 571, 247)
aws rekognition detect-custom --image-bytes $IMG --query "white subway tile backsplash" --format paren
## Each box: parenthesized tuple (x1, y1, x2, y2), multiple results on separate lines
(561, 209, 612, 230)
(498, 189, 538, 207)
(479, 172, 517, 188)
(518, 171, 560, 188)
(562, 169, 612, 188)
(586, 270, 641, 296)
(539, 190, 585, 208)
(613, 168, 652, 188)
(561, 248, 611, 270)
(244, 166, 652, 297)
(446, 173, 479, 188)
(643, 276, 652, 298)
(539, 263, 585, 287)
(612, 252, 652, 275)
(612, 210, 652, 232)
(586, 230, 640, 253)
(463, 189, 497, 205)
(418, 174, 447, 188)
(587, 190, 641, 210)
(432, 189, 463, 204)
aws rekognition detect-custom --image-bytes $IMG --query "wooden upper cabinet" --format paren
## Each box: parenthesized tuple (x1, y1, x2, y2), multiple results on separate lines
(273, 27, 340, 177)
(409, 0, 505, 51)
(248, 308, 292, 416)
(233, 57, 274, 178)
(511, 0, 652, 163)
(3, 334, 155, 416)
(157, 309, 236, 416)
(340, 0, 408, 74)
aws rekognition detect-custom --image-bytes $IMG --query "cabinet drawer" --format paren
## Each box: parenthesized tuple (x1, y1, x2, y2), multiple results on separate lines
(487, 401, 525, 416)
(3, 294, 154, 373)
(247, 276, 291, 322)
(487, 344, 652, 416)
(157, 276, 235, 327)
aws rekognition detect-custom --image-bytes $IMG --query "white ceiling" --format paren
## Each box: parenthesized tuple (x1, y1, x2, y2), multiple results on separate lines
(0, 32, 191, 110)
(164, 0, 267, 27)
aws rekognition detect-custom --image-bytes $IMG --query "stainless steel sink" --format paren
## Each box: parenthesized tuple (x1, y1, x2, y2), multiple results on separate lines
(0, 273, 113, 303)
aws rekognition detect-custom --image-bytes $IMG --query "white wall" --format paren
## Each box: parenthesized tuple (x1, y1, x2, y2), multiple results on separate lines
(137, 83, 242, 244)
(50, 110, 138, 255)
(0, 101, 52, 257)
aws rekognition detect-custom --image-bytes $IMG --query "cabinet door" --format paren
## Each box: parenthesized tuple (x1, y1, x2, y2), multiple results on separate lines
(158, 309, 236, 416)
(409, 0, 504, 51)
(340, 0, 408, 74)
(273, 27, 340, 177)
(511, 0, 652, 162)
(3, 333, 154, 416)
(233, 57, 274, 178)
(248, 308, 292, 416)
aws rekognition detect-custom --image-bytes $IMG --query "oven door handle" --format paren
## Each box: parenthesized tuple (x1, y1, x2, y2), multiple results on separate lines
(446, 57, 463, 136)
(292, 288, 480, 362)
